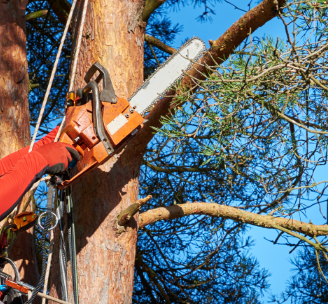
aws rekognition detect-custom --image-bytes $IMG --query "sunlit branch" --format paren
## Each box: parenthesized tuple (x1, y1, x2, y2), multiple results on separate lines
(139, 202, 328, 237)
(145, 34, 177, 55)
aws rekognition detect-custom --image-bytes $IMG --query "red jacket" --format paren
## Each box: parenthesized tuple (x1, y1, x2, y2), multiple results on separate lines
(0, 127, 59, 220)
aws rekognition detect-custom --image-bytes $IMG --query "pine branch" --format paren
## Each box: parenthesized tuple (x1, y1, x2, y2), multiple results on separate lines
(138, 202, 328, 237)
(130, 0, 287, 154)
(145, 34, 176, 55)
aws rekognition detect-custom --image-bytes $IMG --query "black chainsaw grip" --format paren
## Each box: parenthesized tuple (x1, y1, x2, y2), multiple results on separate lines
(82, 81, 114, 154)
(84, 62, 117, 104)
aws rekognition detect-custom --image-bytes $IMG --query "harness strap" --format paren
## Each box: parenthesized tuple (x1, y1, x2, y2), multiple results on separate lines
(57, 189, 68, 301)
(67, 187, 79, 304)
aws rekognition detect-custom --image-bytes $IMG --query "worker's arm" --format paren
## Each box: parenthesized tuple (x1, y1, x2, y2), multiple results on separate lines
(0, 142, 79, 221)
(0, 126, 60, 177)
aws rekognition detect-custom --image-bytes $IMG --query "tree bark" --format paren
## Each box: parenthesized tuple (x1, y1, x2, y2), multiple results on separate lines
(0, 0, 40, 287)
(49, 0, 145, 303)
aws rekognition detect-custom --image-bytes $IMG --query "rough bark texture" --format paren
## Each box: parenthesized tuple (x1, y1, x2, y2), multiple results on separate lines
(0, 0, 31, 157)
(0, 0, 40, 288)
(49, 0, 145, 303)
(139, 202, 328, 236)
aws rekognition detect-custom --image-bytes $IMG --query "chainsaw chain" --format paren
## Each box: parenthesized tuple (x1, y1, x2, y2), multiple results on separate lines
(128, 37, 206, 117)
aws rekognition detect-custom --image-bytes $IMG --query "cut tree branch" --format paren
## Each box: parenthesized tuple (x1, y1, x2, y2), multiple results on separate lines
(138, 202, 328, 237)
(145, 34, 177, 55)
(26, 10, 48, 22)
(130, 0, 287, 155)
(117, 195, 152, 226)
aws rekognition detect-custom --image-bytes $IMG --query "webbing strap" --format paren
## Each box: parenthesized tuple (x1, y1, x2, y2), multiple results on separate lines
(57, 189, 68, 301)
(67, 187, 79, 304)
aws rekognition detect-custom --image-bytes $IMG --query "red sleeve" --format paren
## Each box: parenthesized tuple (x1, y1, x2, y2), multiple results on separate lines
(0, 151, 48, 221)
(0, 126, 59, 176)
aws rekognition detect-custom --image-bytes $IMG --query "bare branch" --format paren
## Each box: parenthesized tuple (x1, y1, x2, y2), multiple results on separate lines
(138, 202, 328, 236)
(145, 34, 177, 55)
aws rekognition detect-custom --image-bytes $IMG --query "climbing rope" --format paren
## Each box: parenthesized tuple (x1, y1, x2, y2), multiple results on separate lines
(55, 0, 89, 143)
(1, 0, 91, 301)
(29, 0, 78, 152)
(19, 0, 89, 302)
(53, 2, 90, 303)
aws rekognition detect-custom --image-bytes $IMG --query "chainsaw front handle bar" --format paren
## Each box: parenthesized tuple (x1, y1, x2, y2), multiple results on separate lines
(84, 62, 117, 104)
(83, 81, 114, 154)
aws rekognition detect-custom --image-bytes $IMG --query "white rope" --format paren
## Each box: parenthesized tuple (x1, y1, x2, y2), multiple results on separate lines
(28, 0, 90, 201)
(69, 0, 89, 92)
(29, 0, 78, 152)
(54, 0, 89, 143)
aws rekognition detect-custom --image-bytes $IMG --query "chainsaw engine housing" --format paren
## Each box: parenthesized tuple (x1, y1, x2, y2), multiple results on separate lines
(58, 63, 143, 188)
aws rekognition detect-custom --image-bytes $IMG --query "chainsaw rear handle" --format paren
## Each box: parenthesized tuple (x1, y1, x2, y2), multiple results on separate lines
(84, 62, 117, 104)
(83, 81, 114, 154)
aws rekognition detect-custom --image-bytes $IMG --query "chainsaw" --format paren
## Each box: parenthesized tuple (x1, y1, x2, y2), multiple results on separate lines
(57, 37, 205, 188)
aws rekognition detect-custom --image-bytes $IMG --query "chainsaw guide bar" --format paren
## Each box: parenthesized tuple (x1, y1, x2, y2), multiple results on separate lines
(129, 37, 206, 116)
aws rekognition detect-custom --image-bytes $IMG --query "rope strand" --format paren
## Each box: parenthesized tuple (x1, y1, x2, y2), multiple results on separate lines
(29, 0, 78, 151)
(55, 0, 89, 143)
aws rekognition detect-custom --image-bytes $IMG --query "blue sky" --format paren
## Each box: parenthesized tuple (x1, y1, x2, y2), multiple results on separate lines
(165, 1, 327, 302)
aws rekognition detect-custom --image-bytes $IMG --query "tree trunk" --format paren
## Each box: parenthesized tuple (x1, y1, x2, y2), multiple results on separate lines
(49, 0, 145, 303)
(0, 0, 40, 287)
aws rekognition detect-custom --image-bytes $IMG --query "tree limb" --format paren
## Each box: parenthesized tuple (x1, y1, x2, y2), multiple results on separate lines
(138, 202, 328, 237)
(142, 0, 167, 22)
(130, 0, 287, 155)
(145, 34, 176, 55)
(46, 0, 71, 27)
(143, 160, 223, 174)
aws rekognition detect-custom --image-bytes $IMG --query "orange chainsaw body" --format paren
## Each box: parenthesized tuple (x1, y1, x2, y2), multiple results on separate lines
(58, 96, 143, 188)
